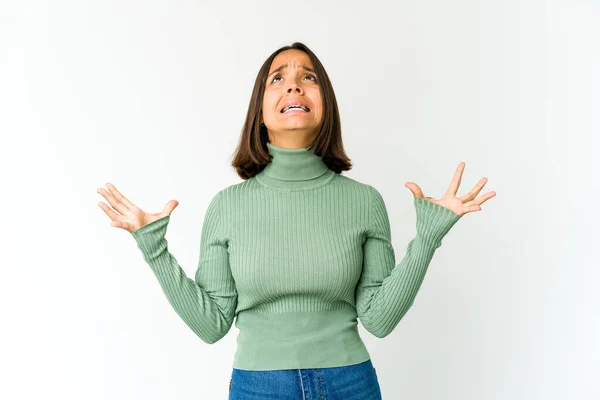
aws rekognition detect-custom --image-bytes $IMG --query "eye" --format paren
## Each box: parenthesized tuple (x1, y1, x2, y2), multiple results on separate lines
(270, 74, 318, 84)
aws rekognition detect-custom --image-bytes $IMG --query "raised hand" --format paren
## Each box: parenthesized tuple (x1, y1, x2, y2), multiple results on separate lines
(405, 162, 496, 217)
(97, 182, 179, 232)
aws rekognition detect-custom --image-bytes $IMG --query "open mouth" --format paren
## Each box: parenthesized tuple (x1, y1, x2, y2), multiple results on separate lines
(280, 105, 311, 113)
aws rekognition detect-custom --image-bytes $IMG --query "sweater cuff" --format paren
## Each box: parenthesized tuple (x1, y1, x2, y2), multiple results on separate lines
(414, 197, 462, 246)
(130, 215, 171, 262)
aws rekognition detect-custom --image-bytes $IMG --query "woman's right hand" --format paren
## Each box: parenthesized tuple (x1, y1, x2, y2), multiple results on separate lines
(97, 182, 179, 233)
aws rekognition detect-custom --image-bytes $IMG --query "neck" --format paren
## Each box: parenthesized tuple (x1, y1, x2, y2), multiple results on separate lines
(255, 142, 336, 191)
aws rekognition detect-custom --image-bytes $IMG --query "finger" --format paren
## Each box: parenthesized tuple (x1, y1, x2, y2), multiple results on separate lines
(97, 187, 129, 215)
(471, 191, 496, 206)
(461, 204, 482, 216)
(111, 220, 133, 232)
(105, 182, 138, 210)
(98, 201, 120, 221)
(460, 177, 487, 202)
(162, 200, 179, 216)
(445, 162, 465, 197)
(406, 182, 426, 198)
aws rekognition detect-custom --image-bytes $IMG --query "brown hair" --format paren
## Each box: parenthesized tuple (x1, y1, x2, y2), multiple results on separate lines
(230, 42, 353, 180)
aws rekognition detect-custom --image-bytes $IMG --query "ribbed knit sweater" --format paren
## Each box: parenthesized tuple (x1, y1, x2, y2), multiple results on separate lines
(131, 141, 462, 371)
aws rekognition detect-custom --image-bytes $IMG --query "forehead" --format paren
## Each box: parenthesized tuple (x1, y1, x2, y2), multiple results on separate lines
(268, 50, 313, 72)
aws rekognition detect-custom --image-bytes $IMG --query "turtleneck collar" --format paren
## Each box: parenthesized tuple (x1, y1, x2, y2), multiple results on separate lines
(255, 142, 336, 191)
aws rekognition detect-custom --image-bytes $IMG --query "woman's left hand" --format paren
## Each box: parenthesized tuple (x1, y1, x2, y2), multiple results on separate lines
(405, 162, 496, 217)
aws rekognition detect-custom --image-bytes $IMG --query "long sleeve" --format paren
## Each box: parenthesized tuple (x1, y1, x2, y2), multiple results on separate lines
(355, 186, 462, 338)
(130, 190, 237, 344)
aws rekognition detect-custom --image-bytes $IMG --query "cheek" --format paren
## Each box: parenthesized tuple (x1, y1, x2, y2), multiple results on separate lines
(314, 98, 324, 118)
(262, 96, 277, 117)
(312, 93, 323, 111)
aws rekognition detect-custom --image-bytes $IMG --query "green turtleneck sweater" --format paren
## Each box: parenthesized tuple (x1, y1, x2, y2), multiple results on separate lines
(130, 142, 462, 371)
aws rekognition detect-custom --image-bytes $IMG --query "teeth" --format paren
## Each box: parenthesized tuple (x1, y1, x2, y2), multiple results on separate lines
(282, 105, 309, 113)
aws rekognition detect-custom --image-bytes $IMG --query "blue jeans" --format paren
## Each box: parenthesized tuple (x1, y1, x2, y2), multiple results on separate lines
(228, 359, 382, 399)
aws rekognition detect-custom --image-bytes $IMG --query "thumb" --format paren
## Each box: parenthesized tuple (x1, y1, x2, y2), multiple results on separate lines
(162, 200, 179, 216)
(405, 182, 424, 198)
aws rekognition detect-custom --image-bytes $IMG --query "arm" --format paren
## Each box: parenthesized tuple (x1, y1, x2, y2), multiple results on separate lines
(130, 190, 237, 344)
(355, 186, 461, 338)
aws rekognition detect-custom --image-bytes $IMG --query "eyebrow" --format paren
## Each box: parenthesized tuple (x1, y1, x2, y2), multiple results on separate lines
(267, 64, 316, 79)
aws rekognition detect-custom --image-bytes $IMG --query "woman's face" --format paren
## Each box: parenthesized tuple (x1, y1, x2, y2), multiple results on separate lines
(261, 49, 323, 145)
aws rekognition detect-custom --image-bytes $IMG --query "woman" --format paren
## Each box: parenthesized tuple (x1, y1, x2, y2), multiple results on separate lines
(97, 42, 495, 399)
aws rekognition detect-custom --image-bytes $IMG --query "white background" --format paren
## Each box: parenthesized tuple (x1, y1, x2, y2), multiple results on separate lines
(1, 0, 598, 399)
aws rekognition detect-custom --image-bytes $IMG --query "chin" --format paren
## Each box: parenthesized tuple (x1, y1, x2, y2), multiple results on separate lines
(281, 123, 317, 131)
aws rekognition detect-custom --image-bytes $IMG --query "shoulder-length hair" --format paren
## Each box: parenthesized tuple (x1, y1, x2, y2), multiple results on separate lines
(230, 42, 353, 180)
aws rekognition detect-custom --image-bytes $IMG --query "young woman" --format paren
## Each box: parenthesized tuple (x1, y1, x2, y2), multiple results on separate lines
(97, 42, 495, 399)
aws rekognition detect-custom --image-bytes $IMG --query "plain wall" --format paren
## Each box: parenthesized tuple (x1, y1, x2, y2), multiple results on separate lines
(1, 0, 598, 399)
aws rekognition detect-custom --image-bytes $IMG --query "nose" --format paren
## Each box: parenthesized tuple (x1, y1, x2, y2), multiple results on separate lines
(287, 81, 303, 94)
